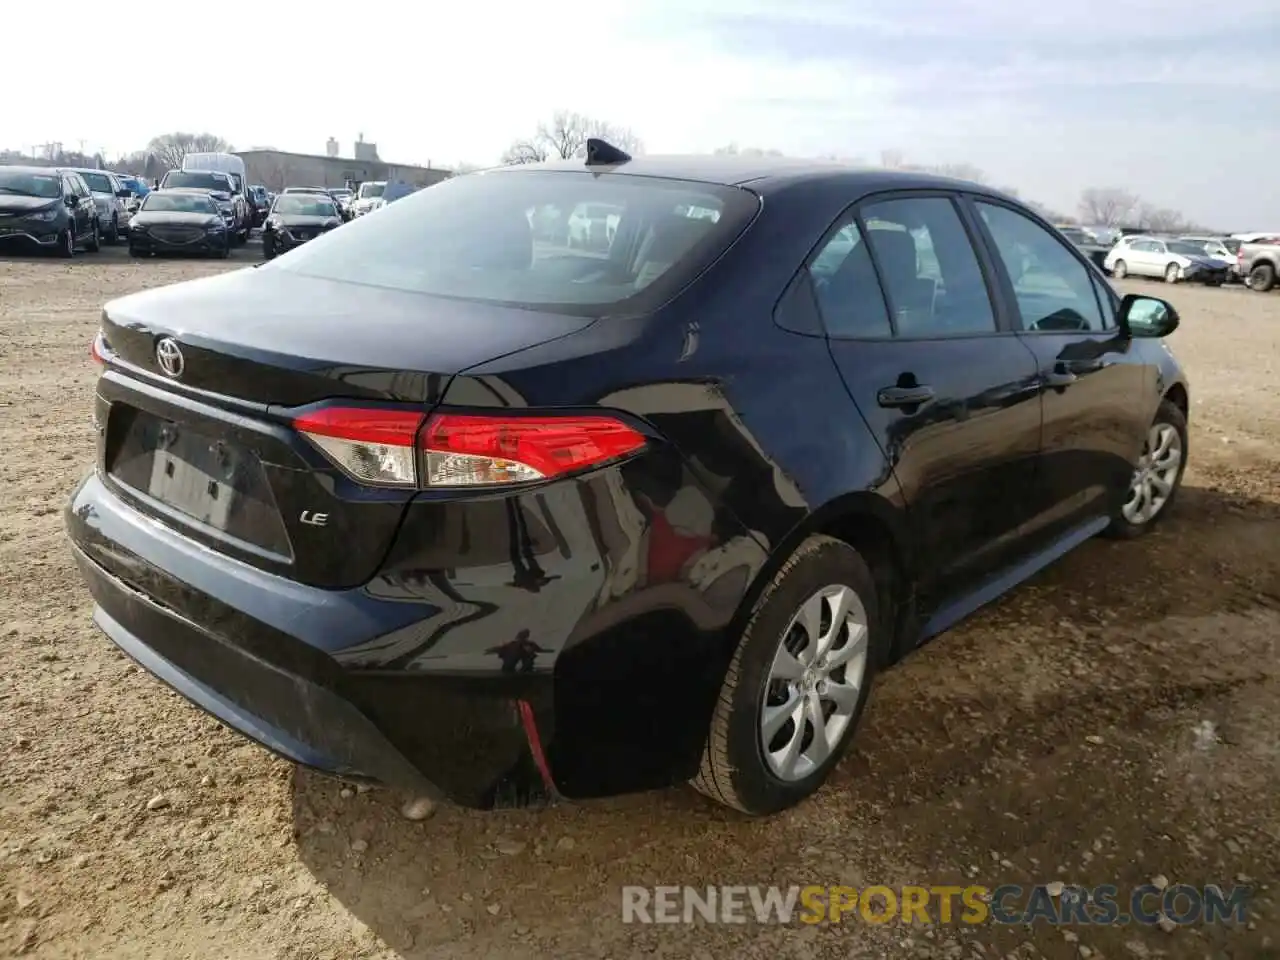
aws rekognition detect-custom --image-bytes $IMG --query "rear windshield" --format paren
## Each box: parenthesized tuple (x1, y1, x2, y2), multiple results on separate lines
(162, 171, 231, 192)
(277, 170, 760, 315)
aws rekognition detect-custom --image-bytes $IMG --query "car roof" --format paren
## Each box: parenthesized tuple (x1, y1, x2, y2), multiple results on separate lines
(160, 186, 220, 194)
(487, 154, 1010, 198)
(1, 165, 63, 175)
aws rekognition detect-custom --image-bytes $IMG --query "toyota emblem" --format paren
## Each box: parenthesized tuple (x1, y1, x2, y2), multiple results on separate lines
(155, 337, 184, 378)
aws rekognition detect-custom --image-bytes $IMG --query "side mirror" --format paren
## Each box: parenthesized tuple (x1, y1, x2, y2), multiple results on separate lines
(1118, 294, 1179, 339)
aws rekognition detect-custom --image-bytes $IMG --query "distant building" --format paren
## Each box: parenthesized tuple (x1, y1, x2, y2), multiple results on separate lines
(353, 133, 379, 162)
(236, 147, 451, 192)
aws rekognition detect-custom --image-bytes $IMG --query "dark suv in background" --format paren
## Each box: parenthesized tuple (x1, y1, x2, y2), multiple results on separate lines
(0, 166, 100, 257)
(158, 170, 250, 243)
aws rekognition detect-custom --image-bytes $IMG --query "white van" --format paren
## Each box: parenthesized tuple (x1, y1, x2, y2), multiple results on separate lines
(182, 152, 245, 179)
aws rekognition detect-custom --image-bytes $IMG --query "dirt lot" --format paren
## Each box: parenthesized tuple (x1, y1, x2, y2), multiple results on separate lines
(2, 247, 1278, 960)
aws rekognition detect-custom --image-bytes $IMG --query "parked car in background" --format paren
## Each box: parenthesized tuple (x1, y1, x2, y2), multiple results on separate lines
(328, 188, 354, 219)
(261, 192, 343, 258)
(1179, 235, 1242, 282)
(350, 180, 385, 217)
(1236, 236, 1280, 292)
(158, 170, 248, 242)
(1055, 224, 1113, 270)
(248, 185, 271, 226)
(61, 168, 129, 244)
(180, 154, 252, 243)
(69, 153, 1190, 816)
(0, 166, 100, 257)
(127, 189, 230, 259)
(1104, 235, 1230, 285)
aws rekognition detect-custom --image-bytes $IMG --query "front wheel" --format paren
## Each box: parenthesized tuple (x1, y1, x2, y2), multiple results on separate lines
(85, 221, 100, 253)
(1105, 399, 1188, 540)
(1250, 263, 1276, 293)
(1112, 259, 1128, 279)
(106, 216, 119, 244)
(692, 535, 881, 816)
(57, 228, 76, 258)
(1165, 262, 1181, 283)
(262, 235, 275, 260)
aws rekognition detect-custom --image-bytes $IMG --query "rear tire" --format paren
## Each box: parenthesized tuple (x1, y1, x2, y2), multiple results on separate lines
(1250, 263, 1276, 293)
(1164, 262, 1180, 283)
(262, 236, 275, 260)
(1112, 259, 1128, 279)
(692, 535, 881, 816)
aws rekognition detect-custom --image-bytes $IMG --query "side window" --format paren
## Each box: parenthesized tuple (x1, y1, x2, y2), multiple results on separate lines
(861, 196, 996, 337)
(70, 175, 87, 198)
(805, 219, 892, 338)
(976, 202, 1106, 333)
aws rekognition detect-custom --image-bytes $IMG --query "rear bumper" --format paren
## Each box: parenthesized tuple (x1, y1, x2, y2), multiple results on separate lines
(66, 459, 765, 805)
(66, 471, 554, 807)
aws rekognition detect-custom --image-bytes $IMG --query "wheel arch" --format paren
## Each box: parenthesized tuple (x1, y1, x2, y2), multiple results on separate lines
(1163, 381, 1189, 419)
(725, 492, 913, 669)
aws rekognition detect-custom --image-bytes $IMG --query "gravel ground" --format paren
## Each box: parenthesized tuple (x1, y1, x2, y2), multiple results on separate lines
(2, 247, 1278, 960)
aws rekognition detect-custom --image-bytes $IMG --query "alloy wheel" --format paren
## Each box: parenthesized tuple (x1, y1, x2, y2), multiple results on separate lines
(760, 584, 869, 782)
(1121, 422, 1182, 525)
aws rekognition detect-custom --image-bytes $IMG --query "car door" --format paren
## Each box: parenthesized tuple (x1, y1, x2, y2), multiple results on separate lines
(66, 175, 91, 238)
(965, 196, 1151, 549)
(810, 192, 1043, 612)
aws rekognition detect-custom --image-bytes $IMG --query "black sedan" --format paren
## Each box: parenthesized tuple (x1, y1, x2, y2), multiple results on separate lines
(261, 194, 343, 258)
(126, 190, 230, 258)
(67, 145, 1190, 817)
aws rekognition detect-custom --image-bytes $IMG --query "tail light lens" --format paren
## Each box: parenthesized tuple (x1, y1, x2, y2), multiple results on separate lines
(293, 407, 647, 489)
(293, 407, 424, 487)
(91, 331, 106, 365)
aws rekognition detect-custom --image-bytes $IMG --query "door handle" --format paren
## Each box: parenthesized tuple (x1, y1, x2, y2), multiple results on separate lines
(877, 384, 936, 408)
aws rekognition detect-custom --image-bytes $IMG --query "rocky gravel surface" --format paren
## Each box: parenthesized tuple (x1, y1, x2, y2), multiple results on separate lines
(1, 254, 1277, 959)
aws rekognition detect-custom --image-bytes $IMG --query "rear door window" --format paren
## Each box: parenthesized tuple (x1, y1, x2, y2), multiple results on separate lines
(859, 196, 997, 337)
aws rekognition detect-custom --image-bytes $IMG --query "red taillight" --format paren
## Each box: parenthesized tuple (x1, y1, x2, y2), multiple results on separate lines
(292, 407, 647, 489)
(91, 332, 106, 365)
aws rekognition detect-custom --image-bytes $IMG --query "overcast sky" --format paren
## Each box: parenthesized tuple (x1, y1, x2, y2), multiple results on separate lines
(7, 0, 1278, 228)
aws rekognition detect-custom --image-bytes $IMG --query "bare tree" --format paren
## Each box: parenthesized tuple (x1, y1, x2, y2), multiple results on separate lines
(500, 140, 549, 166)
(713, 143, 784, 157)
(1136, 204, 1188, 233)
(145, 132, 232, 171)
(1078, 187, 1139, 227)
(501, 111, 643, 165)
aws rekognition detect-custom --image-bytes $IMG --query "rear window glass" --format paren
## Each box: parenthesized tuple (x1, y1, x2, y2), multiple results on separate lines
(276, 170, 760, 315)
